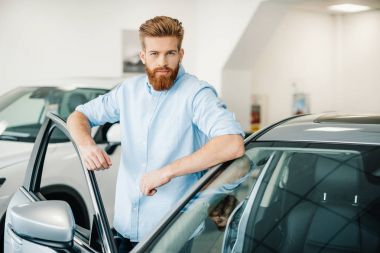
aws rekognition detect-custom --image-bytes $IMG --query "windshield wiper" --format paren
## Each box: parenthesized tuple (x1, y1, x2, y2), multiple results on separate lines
(0, 135, 19, 141)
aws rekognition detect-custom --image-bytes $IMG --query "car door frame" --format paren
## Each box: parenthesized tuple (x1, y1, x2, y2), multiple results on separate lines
(20, 112, 118, 253)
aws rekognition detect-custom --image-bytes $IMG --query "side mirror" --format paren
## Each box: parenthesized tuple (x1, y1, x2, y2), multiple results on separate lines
(105, 123, 121, 155)
(9, 200, 75, 249)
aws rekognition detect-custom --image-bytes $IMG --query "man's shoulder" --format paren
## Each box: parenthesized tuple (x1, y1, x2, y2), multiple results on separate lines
(178, 72, 216, 95)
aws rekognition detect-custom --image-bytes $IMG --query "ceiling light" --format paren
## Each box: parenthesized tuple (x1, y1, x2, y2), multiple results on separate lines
(328, 4, 370, 13)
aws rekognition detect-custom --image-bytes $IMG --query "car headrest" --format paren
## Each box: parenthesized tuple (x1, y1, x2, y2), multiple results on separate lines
(67, 93, 87, 112)
(313, 155, 360, 204)
(286, 153, 318, 196)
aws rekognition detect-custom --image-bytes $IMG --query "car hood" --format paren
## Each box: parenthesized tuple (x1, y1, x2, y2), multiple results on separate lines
(0, 141, 34, 170)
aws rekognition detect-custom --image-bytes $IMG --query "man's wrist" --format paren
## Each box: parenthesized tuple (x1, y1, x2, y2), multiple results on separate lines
(77, 137, 96, 147)
(162, 164, 176, 181)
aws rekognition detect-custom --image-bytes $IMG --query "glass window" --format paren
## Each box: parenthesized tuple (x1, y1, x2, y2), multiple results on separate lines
(143, 147, 271, 253)
(143, 142, 380, 253)
(239, 145, 380, 253)
(0, 92, 44, 127)
(0, 87, 108, 142)
(39, 126, 95, 240)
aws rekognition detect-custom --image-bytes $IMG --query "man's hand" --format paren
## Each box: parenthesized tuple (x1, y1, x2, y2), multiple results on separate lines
(140, 168, 172, 196)
(67, 111, 112, 171)
(79, 144, 112, 171)
(209, 195, 238, 230)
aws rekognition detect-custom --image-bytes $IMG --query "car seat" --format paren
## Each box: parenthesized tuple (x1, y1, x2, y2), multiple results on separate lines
(248, 153, 318, 252)
(67, 92, 87, 112)
(281, 154, 380, 253)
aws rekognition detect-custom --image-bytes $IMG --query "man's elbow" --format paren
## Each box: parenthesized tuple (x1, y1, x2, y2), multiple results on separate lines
(229, 135, 245, 159)
(67, 111, 78, 129)
(67, 111, 86, 130)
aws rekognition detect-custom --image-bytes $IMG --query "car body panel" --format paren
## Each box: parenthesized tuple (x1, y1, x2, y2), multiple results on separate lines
(257, 114, 380, 145)
(0, 142, 32, 170)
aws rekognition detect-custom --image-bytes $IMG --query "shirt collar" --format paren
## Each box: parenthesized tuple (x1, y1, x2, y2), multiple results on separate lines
(145, 64, 185, 95)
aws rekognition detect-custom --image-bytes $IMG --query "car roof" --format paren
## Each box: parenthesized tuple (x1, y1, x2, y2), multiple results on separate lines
(17, 76, 135, 90)
(257, 113, 380, 145)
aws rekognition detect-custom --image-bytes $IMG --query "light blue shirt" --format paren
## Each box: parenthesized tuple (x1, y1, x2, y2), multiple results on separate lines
(76, 65, 244, 242)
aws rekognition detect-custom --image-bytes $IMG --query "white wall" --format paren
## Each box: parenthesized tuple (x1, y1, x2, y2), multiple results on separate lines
(222, 69, 253, 131)
(0, 0, 194, 94)
(222, 0, 296, 131)
(223, 4, 380, 131)
(194, 0, 264, 92)
(0, 0, 260, 96)
(336, 10, 380, 113)
(250, 9, 335, 126)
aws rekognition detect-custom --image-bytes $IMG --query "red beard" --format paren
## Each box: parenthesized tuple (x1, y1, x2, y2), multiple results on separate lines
(145, 65, 179, 91)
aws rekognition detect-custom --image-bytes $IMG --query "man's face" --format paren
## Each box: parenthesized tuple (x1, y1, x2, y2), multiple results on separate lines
(139, 36, 184, 91)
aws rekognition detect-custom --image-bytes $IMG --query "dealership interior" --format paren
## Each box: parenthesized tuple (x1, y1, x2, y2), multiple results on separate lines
(1, 0, 380, 253)
(1, 0, 379, 131)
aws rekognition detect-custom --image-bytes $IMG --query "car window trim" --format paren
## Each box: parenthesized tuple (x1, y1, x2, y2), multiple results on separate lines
(22, 112, 117, 253)
(231, 151, 279, 252)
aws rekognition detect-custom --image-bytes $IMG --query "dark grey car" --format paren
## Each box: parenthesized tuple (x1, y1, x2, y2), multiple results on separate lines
(4, 113, 380, 252)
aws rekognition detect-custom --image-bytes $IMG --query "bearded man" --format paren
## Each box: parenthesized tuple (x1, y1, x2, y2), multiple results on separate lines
(67, 16, 244, 252)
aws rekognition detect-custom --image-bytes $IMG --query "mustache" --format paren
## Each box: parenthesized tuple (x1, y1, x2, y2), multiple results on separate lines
(153, 67, 173, 73)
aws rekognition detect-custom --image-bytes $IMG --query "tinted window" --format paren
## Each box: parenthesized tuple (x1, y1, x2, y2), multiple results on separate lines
(142, 150, 270, 252)
(142, 142, 380, 253)
(240, 145, 380, 253)
(0, 87, 108, 142)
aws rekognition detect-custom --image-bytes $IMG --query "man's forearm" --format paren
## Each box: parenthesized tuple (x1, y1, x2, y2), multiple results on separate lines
(164, 134, 245, 179)
(67, 111, 95, 146)
(67, 111, 112, 170)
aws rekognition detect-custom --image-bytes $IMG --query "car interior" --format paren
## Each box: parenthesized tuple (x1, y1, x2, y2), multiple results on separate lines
(246, 148, 380, 253)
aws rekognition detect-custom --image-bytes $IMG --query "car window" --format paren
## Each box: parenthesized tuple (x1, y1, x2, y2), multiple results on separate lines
(237, 146, 380, 253)
(0, 92, 44, 127)
(39, 126, 96, 240)
(141, 148, 271, 253)
(0, 87, 108, 142)
(141, 142, 380, 253)
(0, 89, 45, 141)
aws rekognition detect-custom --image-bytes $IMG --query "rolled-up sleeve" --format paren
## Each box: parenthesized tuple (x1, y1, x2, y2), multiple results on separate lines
(192, 85, 244, 139)
(75, 84, 121, 127)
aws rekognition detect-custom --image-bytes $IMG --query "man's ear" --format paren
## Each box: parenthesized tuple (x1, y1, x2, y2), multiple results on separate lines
(139, 51, 146, 64)
(179, 48, 184, 62)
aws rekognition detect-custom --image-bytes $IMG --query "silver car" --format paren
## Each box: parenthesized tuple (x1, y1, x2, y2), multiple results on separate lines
(0, 87, 121, 252)
(4, 113, 380, 252)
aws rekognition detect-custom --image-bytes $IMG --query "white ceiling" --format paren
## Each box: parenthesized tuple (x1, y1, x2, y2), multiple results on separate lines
(294, 0, 380, 13)
(224, 0, 380, 70)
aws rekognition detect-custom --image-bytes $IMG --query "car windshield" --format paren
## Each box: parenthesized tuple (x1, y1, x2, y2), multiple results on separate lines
(140, 141, 380, 253)
(0, 87, 108, 142)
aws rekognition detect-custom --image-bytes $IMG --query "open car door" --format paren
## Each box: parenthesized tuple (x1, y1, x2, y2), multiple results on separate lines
(4, 113, 118, 253)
